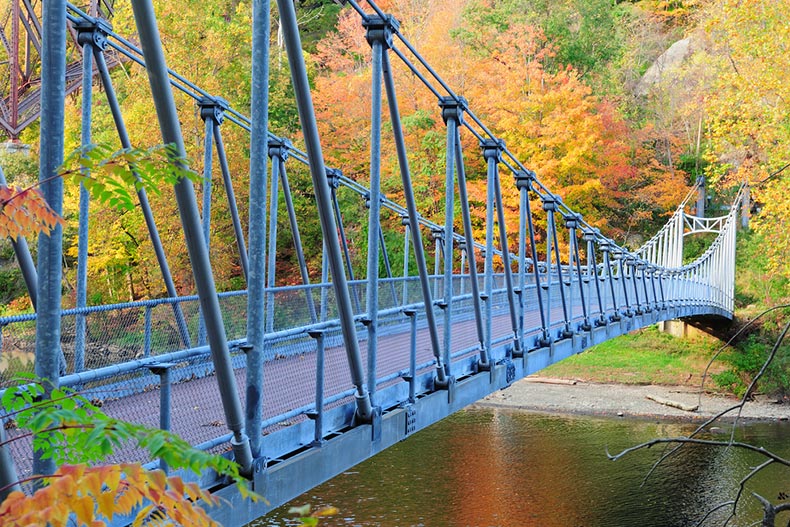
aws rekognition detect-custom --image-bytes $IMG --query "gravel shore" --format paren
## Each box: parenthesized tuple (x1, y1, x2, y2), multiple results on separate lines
(475, 376, 790, 422)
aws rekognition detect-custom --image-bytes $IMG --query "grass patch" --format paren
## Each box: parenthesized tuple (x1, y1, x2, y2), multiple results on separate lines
(541, 325, 724, 387)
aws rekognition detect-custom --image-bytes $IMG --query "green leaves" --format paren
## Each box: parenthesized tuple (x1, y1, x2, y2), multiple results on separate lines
(60, 143, 200, 212)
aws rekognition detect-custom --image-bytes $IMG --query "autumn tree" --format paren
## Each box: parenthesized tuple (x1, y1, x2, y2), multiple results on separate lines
(697, 0, 790, 280)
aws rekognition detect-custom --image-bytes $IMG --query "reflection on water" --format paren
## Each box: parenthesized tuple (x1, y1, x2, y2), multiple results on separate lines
(255, 409, 790, 527)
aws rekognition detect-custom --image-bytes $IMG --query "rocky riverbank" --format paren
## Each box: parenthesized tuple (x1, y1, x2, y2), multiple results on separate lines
(476, 376, 790, 422)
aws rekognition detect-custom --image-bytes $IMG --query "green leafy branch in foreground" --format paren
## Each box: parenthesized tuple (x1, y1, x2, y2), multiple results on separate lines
(59, 143, 200, 212)
(0, 143, 200, 242)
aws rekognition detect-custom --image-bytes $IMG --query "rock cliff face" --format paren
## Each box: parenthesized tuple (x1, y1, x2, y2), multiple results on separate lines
(635, 37, 694, 96)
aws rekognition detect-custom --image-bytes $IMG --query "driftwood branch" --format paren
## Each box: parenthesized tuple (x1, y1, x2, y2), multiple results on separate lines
(645, 394, 698, 412)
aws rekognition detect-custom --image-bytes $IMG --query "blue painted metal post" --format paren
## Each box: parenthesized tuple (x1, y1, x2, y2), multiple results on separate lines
(584, 230, 607, 326)
(271, 144, 318, 322)
(246, 0, 270, 458)
(600, 242, 617, 320)
(401, 216, 410, 306)
(404, 309, 417, 403)
(483, 143, 496, 357)
(516, 171, 528, 352)
(484, 140, 522, 356)
(33, 0, 66, 479)
(432, 229, 443, 300)
(74, 28, 93, 374)
(584, 232, 595, 320)
(566, 215, 591, 331)
(200, 105, 214, 249)
(197, 100, 215, 347)
(616, 251, 632, 317)
(517, 171, 550, 346)
(441, 106, 456, 370)
(441, 97, 488, 369)
(649, 266, 660, 310)
(628, 257, 642, 315)
(364, 21, 385, 402)
(143, 306, 153, 357)
(149, 362, 174, 472)
(130, 0, 253, 472)
(266, 144, 280, 334)
(459, 239, 467, 296)
(381, 44, 448, 386)
(213, 110, 250, 281)
(308, 330, 325, 445)
(321, 241, 329, 322)
(276, 0, 373, 420)
(640, 262, 652, 312)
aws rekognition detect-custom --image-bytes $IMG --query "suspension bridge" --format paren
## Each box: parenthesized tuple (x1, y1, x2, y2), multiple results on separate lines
(0, 1, 747, 524)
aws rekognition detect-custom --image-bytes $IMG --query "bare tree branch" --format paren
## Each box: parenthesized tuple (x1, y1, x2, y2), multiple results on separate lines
(608, 437, 790, 467)
(693, 500, 736, 527)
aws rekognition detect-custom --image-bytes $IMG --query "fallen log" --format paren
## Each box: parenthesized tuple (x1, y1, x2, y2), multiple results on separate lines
(526, 377, 578, 386)
(646, 394, 699, 412)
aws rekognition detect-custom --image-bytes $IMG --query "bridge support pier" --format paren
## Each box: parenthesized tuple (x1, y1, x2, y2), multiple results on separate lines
(660, 319, 693, 338)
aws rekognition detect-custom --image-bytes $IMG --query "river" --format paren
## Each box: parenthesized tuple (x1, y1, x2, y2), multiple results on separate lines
(255, 409, 789, 526)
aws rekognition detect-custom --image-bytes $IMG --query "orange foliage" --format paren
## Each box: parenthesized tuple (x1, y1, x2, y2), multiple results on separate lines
(0, 463, 219, 527)
(0, 186, 63, 241)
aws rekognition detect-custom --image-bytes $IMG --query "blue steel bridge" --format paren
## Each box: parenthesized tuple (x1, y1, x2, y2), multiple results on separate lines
(0, 0, 747, 524)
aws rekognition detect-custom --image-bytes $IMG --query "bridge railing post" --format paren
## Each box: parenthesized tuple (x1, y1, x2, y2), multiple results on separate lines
(375, 18, 448, 387)
(432, 228, 443, 300)
(516, 171, 550, 347)
(148, 362, 175, 472)
(402, 309, 418, 404)
(482, 143, 496, 358)
(483, 139, 521, 356)
(542, 195, 573, 339)
(401, 215, 411, 306)
(74, 21, 95, 375)
(33, 0, 67, 480)
(639, 261, 652, 313)
(601, 243, 621, 322)
(307, 330, 326, 445)
(584, 229, 607, 326)
(566, 214, 591, 331)
(364, 24, 385, 405)
(264, 131, 281, 334)
(269, 139, 318, 324)
(516, 173, 528, 351)
(440, 95, 489, 371)
(437, 103, 455, 364)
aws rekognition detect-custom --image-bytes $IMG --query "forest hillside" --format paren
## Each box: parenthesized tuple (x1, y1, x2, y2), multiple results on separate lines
(0, 0, 787, 312)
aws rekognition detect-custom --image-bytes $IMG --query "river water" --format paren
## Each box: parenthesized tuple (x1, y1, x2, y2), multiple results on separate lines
(256, 409, 789, 527)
